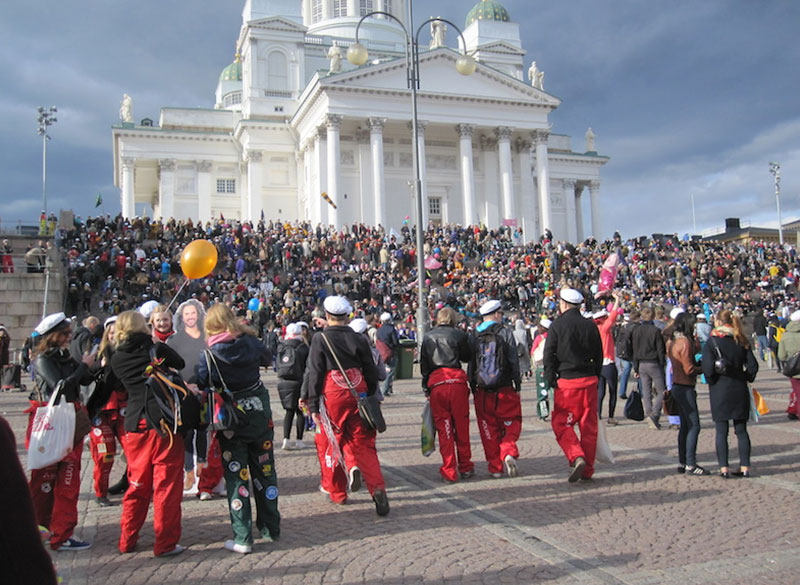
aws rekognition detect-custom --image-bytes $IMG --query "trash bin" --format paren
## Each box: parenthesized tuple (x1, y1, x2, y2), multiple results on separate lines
(396, 340, 416, 380)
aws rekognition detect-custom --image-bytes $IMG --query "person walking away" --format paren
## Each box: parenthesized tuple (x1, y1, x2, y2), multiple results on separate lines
(531, 318, 552, 420)
(543, 289, 603, 483)
(420, 307, 474, 482)
(593, 292, 623, 425)
(632, 306, 667, 430)
(777, 310, 800, 420)
(615, 310, 639, 400)
(376, 312, 400, 396)
(27, 312, 96, 551)
(701, 310, 758, 478)
(752, 309, 769, 362)
(513, 319, 532, 379)
(667, 313, 709, 475)
(277, 323, 310, 449)
(111, 311, 185, 557)
(468, 300, 522, 478)
(305, 296, 389, 515)
(195, 303, 279, 554)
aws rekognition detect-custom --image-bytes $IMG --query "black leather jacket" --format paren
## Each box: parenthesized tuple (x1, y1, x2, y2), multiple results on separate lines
(420, 325, 472, 390)
(33, 348, 93, 403)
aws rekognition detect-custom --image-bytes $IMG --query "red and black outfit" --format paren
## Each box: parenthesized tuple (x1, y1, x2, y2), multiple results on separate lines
(420, 324, 474, 482)
(305, 325, 385, 505)
(543, 307, 603, 479)
(26, 348, 94, 549)
(111, 332, 185, 556)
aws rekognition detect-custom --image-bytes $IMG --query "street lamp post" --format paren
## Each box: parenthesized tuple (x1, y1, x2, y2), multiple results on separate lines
(347, 3, 476, 345)
(769, 162, 782, 245)
(37, 106, 58, 216)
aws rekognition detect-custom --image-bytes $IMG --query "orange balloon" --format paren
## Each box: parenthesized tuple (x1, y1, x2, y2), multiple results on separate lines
(180, 239, 218, 279)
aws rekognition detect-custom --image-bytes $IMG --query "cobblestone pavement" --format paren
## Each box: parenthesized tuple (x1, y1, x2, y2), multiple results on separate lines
(3, 361, 799, 585)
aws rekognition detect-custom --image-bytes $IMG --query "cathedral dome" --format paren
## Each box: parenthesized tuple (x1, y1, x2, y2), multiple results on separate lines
(219, 57, 242, 82)
(465, 0, 510, 28)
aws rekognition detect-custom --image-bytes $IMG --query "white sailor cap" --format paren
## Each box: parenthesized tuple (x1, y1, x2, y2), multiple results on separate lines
(296, 321, 309, 329)
(540, 318, 552, 329)
(349, 318, 368, 334)
(669, 307, 685, 320)
(323, 295, 352, 316)
(285, 323, 303, 336)
(380, 312, 392, 322)
(479, 299, 502, 316)
(35, 312, 70, 336)
(104, 316, 118, 328)
(560, 288, 584, 305)
(138, 300, 160, 319)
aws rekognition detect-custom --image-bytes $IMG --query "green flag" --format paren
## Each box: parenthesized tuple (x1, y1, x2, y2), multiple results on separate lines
(95, 193, 102, 207)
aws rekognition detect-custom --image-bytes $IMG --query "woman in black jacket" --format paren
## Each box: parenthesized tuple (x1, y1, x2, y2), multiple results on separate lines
(111, 310, 186, 557)
(28, 312, 95, 551)
(701, 310, 758, 478)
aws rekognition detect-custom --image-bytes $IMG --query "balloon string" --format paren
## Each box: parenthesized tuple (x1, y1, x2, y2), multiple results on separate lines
(166, 278, 190, 313)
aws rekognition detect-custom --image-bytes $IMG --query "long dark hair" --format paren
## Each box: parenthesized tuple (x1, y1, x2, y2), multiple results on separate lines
(672, 312, 695, 339)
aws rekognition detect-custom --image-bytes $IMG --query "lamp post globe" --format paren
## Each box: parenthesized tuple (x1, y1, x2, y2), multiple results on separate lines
(347, 42, 369, 66)
(455, 55, 477, 76)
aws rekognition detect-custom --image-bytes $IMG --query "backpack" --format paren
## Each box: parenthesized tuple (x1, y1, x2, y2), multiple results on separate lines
(475, 325, 506, 390)
(143, 347, 202, 439)
(276, 341, 302, 381)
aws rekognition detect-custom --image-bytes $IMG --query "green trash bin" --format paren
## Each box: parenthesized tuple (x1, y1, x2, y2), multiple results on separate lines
(396, 340, 416, 380)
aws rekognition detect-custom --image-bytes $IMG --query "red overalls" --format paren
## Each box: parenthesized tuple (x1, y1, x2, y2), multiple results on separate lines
(196, 434, 224, 494)
(473, 387, 522, 475)
(89, 389, 127, 498)
(427, 367, 473, 481)
(551, 376, 599, 479)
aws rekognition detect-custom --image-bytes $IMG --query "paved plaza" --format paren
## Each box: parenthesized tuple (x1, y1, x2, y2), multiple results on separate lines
(3, 365, 799, 585)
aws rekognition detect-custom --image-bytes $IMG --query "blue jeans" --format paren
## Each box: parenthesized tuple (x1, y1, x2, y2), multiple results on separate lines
(618, 359, 633, 397)
(756, 335, 768, 361)
(670, 383, 701, 467)
(381, 357, 397, 396)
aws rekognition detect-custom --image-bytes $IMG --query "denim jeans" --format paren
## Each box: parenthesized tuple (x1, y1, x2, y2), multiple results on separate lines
(670, 383, 701, 467)
(618, 359, 633, 397)
(380, 357, 397, 396)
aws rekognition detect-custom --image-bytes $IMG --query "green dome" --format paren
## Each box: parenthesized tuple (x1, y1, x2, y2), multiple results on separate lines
(466, 0, 510, 27)
(219, 57, 242, 82)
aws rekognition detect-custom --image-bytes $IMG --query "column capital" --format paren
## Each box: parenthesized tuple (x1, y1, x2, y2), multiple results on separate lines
(479, 134, 497, 150)
(455, 123, 475, 138)
(562, 178, 577, 190)
(158, 158, 175, 171)
(121, 156, 136, 168)
(531, 129, 550, 144)
(589, 180, 601, 191)
(407, 119, 428, 134)
(197, 160, 213, 172)
(246, 149, 263, 162)
(326, 114, 344, 129)
(315, 126, 327, 141)
(367, 117, 386, 131)
(494, 126, 514, 141)
(355, 128, 370, 143)
(515, 137, 532, 153)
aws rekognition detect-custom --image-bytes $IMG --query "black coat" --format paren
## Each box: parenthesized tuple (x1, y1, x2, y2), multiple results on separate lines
(632, 321, 666, 371)
(543, 308, 603, 388)
(33, 348, 93, 402)
(420, 325, 472, 390)
(276, 338, 309, 410)
(195, 334, 270, 393)
(701, 334, 758, 422)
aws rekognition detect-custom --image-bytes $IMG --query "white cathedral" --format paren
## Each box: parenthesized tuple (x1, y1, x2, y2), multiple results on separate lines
(112, 0, 608, 242)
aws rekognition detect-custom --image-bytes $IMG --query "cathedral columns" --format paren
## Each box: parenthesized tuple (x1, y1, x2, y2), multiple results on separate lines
(480, 134, 499, 227)
(496, 126, 515, 221)
(456, 123, 476, 227)
(197, 160, 212, 224)
(589, 180, 602, 238)
(575, 184, 585, 242)
(368, 117, 386, 228)
(246, 150, 263, 223)
(158, 159, 175, 221)
(312, 126, 328, 226)
(121, 156, 135, 218)
(517, 138, 535, 241)
(326, 114, 342, 228)
(562, 179, 577, 243)
(533, 129, 551, 235)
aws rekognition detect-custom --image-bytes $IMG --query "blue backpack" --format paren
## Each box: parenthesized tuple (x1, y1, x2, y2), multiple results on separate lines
(476, 326, 505, 390)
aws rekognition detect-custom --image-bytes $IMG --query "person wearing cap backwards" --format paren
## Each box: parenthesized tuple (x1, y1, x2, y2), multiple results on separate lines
(27, 312, 96, 551)
(277, 323, 310, 450)
(543, 289, 603, 483)
(468, 299, 522, 479)
(376, 311, 400, 397)
(305, 296, 389, 515)
(420, 307, 475, 482)
(593, 292, 623, 426)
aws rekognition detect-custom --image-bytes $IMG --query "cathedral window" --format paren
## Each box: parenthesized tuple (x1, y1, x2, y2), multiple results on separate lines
(333, 0, 346, 17)
(428, 197, 441, 217)
(359, 0, 373, 16)
(267, 51, 289, 91)
(216, 179, 236, 194)
(384, 0, 392, 17)
(311, 0, 322, 23)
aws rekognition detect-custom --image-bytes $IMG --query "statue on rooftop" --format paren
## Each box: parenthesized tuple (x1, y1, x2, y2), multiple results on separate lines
(120, 94, 133, 123)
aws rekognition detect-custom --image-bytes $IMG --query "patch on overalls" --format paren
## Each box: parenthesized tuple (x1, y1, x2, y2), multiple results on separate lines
(238, 485, 249, 498)
(93, 417, 102, 426)
(239, 468, 251, 481)
(230, 498, 243, 511)
(222, 451, 232, 462)
(265, 486, 278, 500)
(119, 407, 127, 417)
(262, 440, 272, 451)
(228, 461, 241, 473)
(97, 443, 107, 454)
(253, 479, 263, 491)
(257, 453, 271, 464)
(93, 428, 103, 437)
(102, 453, 114, 463)
(261, 464, 272, 476)
(41, 483, 52, 493)
(504, 420, 512, 426)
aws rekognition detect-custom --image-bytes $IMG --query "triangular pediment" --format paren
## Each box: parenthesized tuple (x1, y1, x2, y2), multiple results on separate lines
(323, 48, 560, 107)
(247, 15, 307, 34)
(473, 40, 526, 56)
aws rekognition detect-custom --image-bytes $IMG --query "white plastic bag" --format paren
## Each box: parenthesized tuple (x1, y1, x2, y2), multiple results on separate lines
(595, 416, 615, 464)
(421, 401, 436, 457)
(27, 385, 75, 471)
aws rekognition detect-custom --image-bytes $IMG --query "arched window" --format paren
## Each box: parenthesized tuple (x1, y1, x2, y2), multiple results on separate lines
(311, 0, 322, 23)
(267, 51, 288, 91)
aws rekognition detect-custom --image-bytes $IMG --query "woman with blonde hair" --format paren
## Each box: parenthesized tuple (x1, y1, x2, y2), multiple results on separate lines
(111, 310, 186, 556)
(194, 302, 279, 554)
(149, 304, 174, 344)
(701, 309, 758, 478)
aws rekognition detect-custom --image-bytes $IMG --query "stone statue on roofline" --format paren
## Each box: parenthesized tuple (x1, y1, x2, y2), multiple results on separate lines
(120, 94, 133, 123)
(534, 71, 544, 90)
(327, 41, 342, 74)
(528, 61, 538, 87)
(430, 18, 447, 49)
(585, 127, 596, 152)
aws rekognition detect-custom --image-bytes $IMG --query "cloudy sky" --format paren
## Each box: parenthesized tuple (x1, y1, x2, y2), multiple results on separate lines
(2, 0, 799, 239)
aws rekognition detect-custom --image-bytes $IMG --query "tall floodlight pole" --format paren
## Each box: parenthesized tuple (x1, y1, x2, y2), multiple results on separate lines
(769, 162, 782, 245)
(347, 4, 476, 345)
(37, 106, 58, 215)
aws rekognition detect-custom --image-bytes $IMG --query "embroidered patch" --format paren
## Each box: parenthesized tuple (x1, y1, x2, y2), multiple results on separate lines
(93, 428, 103, 437)
(261, 464, 272, 476)
(228, 461, 241, 473)
(96, 443, 107, 454)
(257, 453, 271, 464)
(265, 486, 278, 500)
(253, 478, 263, 491)
(102, 453, 115, 463)
(239, 468, 251, 481)
(119, 407, 127, 417)
(92, 417, 102, 426)
(504, 420, 513, 426)
(238, 485, 249, 498)
(222, 451, 232, 462)
(262, 440, 273, 451)
(230, 498, 243, 511)
(41, 483, 52, 493)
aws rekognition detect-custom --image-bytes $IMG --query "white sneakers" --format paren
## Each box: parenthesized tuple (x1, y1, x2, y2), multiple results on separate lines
(348, 466, 362, 493)
(158, 544, 185, 557)
(224, 540, 252, 554)
(294, 440, 305, 450)
(199, 491, 212, 501)
(504, 455, 518, 478)
(282, 438, 306, 450)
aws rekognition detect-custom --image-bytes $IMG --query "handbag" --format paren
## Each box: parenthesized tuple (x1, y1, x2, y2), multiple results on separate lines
(624, 390, 645, 421)
(782, 351, 800, 377)
(710, 338, 731, 376)
(27, 383, 76, 470)
(662, 390, 679, 416)
(203, 350, 246, 432)
(320, 333, 386, 433)
(421, 401, 435, 457)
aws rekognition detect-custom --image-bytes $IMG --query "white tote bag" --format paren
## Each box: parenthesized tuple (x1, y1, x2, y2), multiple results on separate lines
(27, 383, 76, 471)
(595, 416, 615, 464)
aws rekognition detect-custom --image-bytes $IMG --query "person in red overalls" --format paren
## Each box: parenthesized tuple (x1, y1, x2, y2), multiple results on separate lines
(111, 310, 185, 557)
(468, 300, 522, 479)
(543, 288, 603, 483)
(420, 307, 474, 482)
(27, 312, 96, 551)
(305, 296, 389, 515)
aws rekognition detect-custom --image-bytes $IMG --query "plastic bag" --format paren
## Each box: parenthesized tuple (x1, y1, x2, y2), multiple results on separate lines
(752, 388, 769, 415)
(624, 390, 645, 421)
(27, 386, 76, 471)
(421, 401, 436, 457)
(595, 417, 615, 464)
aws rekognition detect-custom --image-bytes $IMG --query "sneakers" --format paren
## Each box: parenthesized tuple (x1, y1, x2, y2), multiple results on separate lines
(55, 537, 92, 551)
(676, 464, 686, 474)
(459, 469, 475, 480)
(318, 484, 330, 495)
(490, 472, 503, 479)
(504, 455, 518, 478)
(183, 470, 195, 491)
(569, 457, 586, 483)
(685, 465, 710, 476)
(647, 416, 661, 430)
(95, 496, 115, 507)
(606, 418, 619, 426)
(294, 440, 305, 450)
(372, 489, 390, 516)
(198, 491, 213, 501)
(158, 544, 186, 557)
(224, 540, 252, 554)
(281, 438, 293, 450)
(348, 466, 362, 493)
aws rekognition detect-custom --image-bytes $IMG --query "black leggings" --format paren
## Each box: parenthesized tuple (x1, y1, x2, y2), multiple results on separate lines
(283, 408, 305, 441)
(597, 363, 618, 418)
(714, 419, 750, 468)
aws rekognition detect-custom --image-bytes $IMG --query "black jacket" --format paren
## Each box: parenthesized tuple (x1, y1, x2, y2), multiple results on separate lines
(701, 335, 758, 421)
(752, 314, 768, 337)
(543, 308, 603, 388)
(33, 348, 93, 403)
(276, 337, 310, 399)
(420, 325, 472, 390)
(111, 332, 185, 433)
(195, 334, 270, 393)
(632, 321, 666, 372)
(305, 325, 378, 413)
(615, 321, 637, 361)
(468, 321, 521, 390)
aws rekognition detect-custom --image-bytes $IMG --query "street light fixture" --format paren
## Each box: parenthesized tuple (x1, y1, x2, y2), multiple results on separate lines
(348, 4, 476, 344)
(37, 106, 58, 216)
(769, 161, 782, 245)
